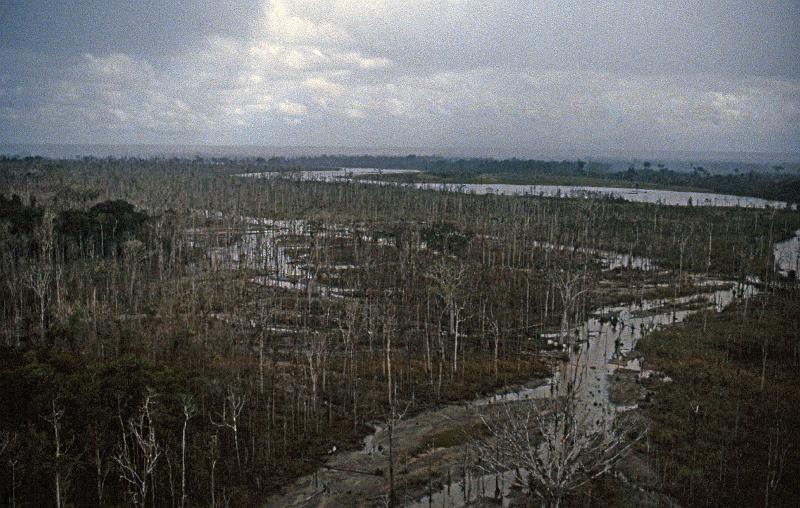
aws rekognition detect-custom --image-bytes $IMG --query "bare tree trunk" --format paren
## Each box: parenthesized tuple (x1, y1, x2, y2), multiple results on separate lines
(259, 335, 265, 395)
(388, 419, 395, 507)
(209, 435, 219, 508)
(181, 396, 196, 508)
(45, 400, 64, 508)
(212, 385, 246, 473)
(452, 306, 459, 373)
(9, 458, 17, 508)
(28, 267, 52, 343)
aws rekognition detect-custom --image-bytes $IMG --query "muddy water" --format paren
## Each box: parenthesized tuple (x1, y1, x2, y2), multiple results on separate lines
(774, 229, 800, 277)
(240, 168, 420, 180)
(239, 168, 790, 209)
(410, 468, 526, 508)
(194, 207, 772, 506)
(252, 231, 760, 506)
(388, 182, 791, 209)
(531, 240, 656, 271)
(406, 281, 752, 508)
(191, 212, 370, 297)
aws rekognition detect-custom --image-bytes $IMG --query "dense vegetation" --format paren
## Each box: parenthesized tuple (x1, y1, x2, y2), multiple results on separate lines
(249, 154, 605, 175)
(0, 156, 797, 506)
(614, 166, 800, 206)
(635, 290, 800, 507)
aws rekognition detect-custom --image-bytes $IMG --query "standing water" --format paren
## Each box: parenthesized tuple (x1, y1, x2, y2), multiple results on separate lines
(408, 280, 752, 508)
(774, 229, 800, 278)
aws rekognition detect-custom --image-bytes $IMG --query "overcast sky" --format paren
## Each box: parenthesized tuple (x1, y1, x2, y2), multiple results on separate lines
(1, 1, 798, 156)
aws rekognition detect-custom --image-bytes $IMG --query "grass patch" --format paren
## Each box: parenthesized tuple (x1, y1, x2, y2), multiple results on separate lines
(609, 373, 644, 406)
(632, 288, 800, 507)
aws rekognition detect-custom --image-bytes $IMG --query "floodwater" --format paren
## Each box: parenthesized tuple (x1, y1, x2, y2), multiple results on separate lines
(239, 167, 419, 180)
(362, 180, 790, 209)
(249, 216, 782, 506)
(774, 229, 800, 277)
(194, 194, 791, 505)
(189, 212, 346, 297)
(531, 240, 657, 271)
(189, 211, 396, 299)
(407, 280, 750, 508)
(240, 168, 792, 209)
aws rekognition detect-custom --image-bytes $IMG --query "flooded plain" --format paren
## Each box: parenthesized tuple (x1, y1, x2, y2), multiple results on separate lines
(774, 229, 800, 277)
(207, 176, 798, 506)
(264, 243, 758, 507)
(240, 168, 793, 209)
(395, 182, 791, 209)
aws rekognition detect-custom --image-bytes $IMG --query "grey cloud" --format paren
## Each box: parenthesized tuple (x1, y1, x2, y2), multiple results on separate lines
(0, 0, 798, 153)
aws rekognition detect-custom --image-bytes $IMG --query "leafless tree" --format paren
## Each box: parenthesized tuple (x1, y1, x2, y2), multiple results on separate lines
(115, 392, 162, 508)
(44, 400, 66, 508)
(91, 433, 111, 506)
(8, 456, 18, 508)
(304, 333, 329, 416)
(472, 378, 645, 508)
(549, 269, 589, 343)
(180, 395, 197, 508)
(211, 384, 247, 472)
(2, 430, 20, 508)
(426, 259, 466, 372)
(26, 264, 52, 342)
(208, 434, 220, 508)
(0, 430, 8, 456)
(337, 301, 361, 430)
(765, 417, 789, 508)
(382, 401, 410, 507)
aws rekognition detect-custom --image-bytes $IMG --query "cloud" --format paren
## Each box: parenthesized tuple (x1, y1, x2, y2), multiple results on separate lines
(264, 0, 350, 45)
(1, 0, 798, 153)
(277, 100, 307, 116)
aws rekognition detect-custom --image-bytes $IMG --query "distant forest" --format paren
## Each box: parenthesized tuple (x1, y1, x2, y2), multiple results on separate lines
(283, 155, 605, 174)
(258, 155, 800, 205)
(612, 166, 800, 206)
(4, 154, 800, 206)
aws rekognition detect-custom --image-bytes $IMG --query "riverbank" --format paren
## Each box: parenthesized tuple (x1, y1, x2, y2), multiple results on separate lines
(241, 168, 795, 209)
(355, 171, 711, 193)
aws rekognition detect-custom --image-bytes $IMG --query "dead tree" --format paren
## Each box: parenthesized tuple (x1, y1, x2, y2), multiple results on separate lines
(382, 402, 410, 508)
(26, 265, 52, 342)
(2, 430, 20, 508)
(44, 400, 65, 508)
(426, 259, 466, 372)
(211, 384, 247, 472)
(336, 301, 361, 431)
(472, 377, 644, 508)
(0, 430, 8, 456)
(549, 269, 589, 343)
(765, 418, 789, 508)
(208, 434, 220, 508)
(116, 392, 161, 508)
(304, 333, 329, 417)
(490, 317, 501, 379)
(180, 395, 197, 508)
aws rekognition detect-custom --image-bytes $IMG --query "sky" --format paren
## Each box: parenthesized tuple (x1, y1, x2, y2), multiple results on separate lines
(1, 0, 799, 157)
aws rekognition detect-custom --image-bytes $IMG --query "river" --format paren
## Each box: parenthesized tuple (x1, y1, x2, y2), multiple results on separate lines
(240, 168, 793, 209)
(225, 173, 798, 506)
